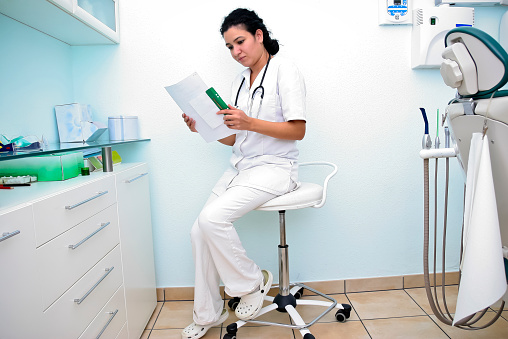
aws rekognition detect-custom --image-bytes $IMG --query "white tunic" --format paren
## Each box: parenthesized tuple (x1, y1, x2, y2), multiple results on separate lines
(212, 56, 306, 196)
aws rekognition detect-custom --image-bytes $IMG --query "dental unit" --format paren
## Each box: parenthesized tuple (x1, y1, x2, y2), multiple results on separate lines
(419, 26, 508, 329)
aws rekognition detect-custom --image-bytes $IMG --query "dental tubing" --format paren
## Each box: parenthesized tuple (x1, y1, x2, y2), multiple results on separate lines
(421, 108, 505, 329)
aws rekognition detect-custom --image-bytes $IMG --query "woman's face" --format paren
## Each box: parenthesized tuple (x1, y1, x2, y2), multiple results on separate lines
(223, 25, 264, 68)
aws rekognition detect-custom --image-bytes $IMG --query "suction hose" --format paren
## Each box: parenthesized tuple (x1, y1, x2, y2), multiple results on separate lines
(423, 157, 505, 329)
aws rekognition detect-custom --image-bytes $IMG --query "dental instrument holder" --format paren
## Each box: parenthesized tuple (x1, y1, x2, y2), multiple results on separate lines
(422, 134, 432, 150)
(420, 108, 433, 150)
(419, 108, 455, 159)
(444, 126, 450, 149)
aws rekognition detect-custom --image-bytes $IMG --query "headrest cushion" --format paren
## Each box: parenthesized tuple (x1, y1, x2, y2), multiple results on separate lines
(444, 27, 508, 97)
(441, 43, 478, 95)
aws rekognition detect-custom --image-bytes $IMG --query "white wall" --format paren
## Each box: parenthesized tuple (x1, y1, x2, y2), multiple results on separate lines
(69, 0, 508, 287)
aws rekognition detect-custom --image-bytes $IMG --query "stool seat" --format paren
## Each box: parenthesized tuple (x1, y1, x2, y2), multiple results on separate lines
(256, 182, 323, 211)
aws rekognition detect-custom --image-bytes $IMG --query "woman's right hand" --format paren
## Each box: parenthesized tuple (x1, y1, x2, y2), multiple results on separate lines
(182, 113, 197, 133)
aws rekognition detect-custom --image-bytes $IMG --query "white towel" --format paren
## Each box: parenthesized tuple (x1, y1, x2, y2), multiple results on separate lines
(454, 133, 507, 325)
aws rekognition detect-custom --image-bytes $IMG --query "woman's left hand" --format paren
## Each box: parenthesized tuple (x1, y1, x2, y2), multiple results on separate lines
(218, 104, 252, 130)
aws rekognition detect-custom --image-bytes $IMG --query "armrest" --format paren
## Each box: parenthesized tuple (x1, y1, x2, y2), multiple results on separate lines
(300, 161, 338, 208)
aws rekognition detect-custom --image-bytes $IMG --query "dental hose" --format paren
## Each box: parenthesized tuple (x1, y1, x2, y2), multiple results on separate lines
(423, 157, 505, 329)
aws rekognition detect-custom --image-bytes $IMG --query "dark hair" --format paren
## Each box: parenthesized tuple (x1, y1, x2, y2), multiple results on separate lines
(220, 8, 279, 55)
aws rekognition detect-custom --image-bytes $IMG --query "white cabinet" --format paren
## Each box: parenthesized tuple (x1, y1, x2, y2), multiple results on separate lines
(0, 0, 119, 45)
(0, 163, 156, 339)
(36, 203, 120, 311)
(42, 246, 125, 338)
(115, 163, 156, 339)
(32, 175, 117, 247)
(0, 205, 42, 339)
(78, 284, 128, 339)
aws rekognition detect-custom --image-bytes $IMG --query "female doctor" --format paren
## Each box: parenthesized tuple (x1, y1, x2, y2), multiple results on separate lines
(181, 8, 306, 339)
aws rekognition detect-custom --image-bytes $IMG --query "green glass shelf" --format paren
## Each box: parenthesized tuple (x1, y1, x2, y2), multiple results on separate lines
(0, 139, 150, 162)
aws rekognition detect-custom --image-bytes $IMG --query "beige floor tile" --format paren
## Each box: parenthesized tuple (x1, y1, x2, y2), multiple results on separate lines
(363, 315, 449, 339)
(156, 288, 165, 302)
(347, 290, 425, 320)
(231, 325, 294, 338)
(430, 313, 508, 338)
(297, 293, 359, 322)
(406, 286, 458, 315)
(148, 327, 222, 338)
(165, 286, 194, 301)
(154, 300, 225, 329)
(293, 321, 370, 339)
(346, 276, 403, 293)
(404, 272, 460, 289)
(489, 297, 507, 311)
(145, 301, 164, 330)
(303, 280, 345, 295)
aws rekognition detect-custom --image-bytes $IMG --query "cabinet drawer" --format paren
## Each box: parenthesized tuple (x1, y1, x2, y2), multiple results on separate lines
(37, 204, 120, 311)
(33, 176, 116, 246)
(79, 285, 127, 339)
(0, 205, 42, 339)
(43, 245, 123, 339)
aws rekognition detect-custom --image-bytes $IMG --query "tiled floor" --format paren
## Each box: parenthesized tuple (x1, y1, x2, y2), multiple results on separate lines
(141, 285, 508, 339)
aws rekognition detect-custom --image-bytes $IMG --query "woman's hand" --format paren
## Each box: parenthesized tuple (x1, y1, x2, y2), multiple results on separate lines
(218, 105, 305, 140)
(219, 105, 252, 130)
(182, 113, 197, 132)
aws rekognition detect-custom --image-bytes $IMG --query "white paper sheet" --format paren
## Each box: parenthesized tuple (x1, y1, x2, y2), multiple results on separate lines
(189, 92, 224, 129)
(165, 73, 234, 143)
(454, 133, 507, 325)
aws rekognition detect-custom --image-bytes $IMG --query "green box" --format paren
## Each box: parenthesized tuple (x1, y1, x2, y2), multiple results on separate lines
(0, 151, 84, 181)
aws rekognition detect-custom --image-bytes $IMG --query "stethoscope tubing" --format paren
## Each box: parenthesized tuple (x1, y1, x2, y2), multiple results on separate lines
(234, 54, 272, 109)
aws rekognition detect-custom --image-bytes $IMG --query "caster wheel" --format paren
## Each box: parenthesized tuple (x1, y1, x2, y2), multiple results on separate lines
(335, 310, 347, 322)
(294, 287, 304, 299)
(335, 304, 351, 323)
(228, 297, 240, 311)
(303, 334, 315, 339)
(224, 323, 237, 339)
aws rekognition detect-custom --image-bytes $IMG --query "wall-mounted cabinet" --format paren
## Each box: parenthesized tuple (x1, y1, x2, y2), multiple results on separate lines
(0, 0, 119, 45)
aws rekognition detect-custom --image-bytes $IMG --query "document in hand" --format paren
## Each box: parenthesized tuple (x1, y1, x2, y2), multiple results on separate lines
(165, 73, 235, 142)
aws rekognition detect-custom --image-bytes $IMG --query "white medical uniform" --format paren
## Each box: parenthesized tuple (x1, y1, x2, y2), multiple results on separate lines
(191, 56, 306, 325)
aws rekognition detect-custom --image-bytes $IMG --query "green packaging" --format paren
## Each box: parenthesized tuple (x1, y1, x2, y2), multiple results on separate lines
(205, 87, 229, 110)
(0, 151, 84, 181)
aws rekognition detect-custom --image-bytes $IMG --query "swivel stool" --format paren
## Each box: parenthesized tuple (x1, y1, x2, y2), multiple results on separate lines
(223, 162, 351, 339)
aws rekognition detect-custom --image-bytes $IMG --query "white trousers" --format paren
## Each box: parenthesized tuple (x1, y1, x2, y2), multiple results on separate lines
(190, 185, 278, 325)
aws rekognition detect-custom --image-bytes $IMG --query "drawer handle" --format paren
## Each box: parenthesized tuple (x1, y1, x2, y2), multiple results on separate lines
(74, 266, 114, 305)
(65, 191, 109, 210)
(68, 222, 111, 250)
(125, 172, 148, 183)
(96, 309, 119, 339)
(0, 230, 20, 243)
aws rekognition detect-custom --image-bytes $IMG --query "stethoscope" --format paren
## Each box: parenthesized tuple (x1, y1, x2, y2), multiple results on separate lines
(234, 54, 271, 116)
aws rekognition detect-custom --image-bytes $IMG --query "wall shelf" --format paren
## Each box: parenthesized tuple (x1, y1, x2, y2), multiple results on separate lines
(0, 139, 150, 162)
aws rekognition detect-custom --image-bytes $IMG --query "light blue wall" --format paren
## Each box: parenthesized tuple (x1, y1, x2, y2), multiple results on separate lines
(1, 1, 507, 288)
(0, 13, 73, 143)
